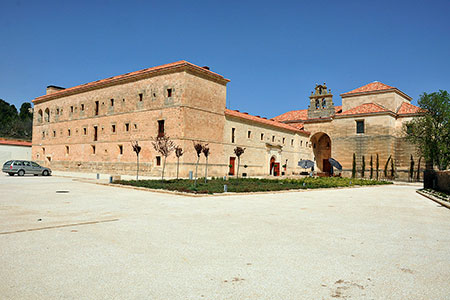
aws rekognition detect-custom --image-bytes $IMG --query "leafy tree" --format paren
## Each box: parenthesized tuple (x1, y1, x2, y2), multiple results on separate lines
(175, 146, 184, 179)
(233, 147, 245, 179)
(202, 145, 210, 183)
(409, 155, 415, 182)
(152, 135, 175, 180)
(351, 153, 356, 178)
(416, 156, 421, 181)
(384, 155, 391, 179)
(405, 90, 450, 170)
(0, 99, 33, 140)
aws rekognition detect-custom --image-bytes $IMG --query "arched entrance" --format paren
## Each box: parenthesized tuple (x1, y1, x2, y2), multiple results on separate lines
(310, 132, 332, 173)
(269, 156, 280, 176)
(269, 156, 275, 175)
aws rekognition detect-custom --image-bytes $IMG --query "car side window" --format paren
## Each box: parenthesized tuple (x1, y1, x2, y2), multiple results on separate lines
(14, 161, 23, 166)
(24, 162, 31, 166)
(31, 162, 39, 167)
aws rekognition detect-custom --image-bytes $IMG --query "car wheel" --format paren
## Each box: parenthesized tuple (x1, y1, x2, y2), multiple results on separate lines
(18, 170, 25, 176)
(8, 173, 14, 176)
(42, 170, 49, 176)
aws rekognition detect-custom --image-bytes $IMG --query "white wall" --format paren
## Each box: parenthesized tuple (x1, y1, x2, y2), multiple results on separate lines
(0, 145, 32, 166)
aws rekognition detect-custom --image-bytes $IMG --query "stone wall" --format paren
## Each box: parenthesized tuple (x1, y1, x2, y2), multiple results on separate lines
(436, 170, 450, 193)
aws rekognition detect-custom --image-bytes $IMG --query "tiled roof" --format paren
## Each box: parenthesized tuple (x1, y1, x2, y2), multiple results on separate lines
(273, 106, 342, 122)
(286, 123, 305, 130)
(397, 102, 425, 115)
(0, 138, 32, 147)
(33, 61, 230, 103)
(341, 81, 395, 96)
(225, 109, 310, 135)
(339, 103, 389, 115)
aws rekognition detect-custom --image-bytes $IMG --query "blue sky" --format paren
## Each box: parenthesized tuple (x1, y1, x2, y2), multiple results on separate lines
(1, 0, 449, 118)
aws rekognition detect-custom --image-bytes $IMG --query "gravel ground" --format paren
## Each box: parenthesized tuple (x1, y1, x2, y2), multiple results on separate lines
(0, 175, 449, 299)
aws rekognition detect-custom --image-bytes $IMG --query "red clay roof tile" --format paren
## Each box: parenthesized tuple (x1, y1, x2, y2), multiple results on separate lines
(339, 103, 389, 115)
(397, 102, 425, 115)
(225, 109, 310, 135)
(273, 106, 342, 122)
(341, 81, 395, 96)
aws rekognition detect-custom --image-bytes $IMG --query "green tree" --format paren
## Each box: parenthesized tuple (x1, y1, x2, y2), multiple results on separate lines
(361, 155, 365, 178)
(351, 153, 356, 178)
(369, 155, 373, 179)
(405, 90, 450, 170)
(0, 99, 33, 140)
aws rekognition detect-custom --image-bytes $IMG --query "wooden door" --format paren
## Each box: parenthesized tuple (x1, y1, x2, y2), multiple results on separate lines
(274, 163, 280, 176)
(229, 157, 235, 175)
(323, 158, 331, 174)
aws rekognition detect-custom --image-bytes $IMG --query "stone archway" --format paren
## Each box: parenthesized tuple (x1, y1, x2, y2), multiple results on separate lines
(310, 132, 332, 173)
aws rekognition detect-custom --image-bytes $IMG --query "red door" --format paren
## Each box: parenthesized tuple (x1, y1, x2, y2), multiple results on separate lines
(229, 157, 235, 175)
(274, 163, 280, 176)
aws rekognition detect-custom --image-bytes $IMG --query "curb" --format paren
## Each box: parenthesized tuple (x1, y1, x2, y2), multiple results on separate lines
(416, 190, 450, 210)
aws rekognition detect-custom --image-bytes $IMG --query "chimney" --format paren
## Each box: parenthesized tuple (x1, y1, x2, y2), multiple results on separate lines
(202, 66, 210, 70)
(46, 85, 65, 95)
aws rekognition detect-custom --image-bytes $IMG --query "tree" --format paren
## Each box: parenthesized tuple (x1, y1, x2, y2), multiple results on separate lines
(361, 155, 365, 178)
(409, 155, 415, 182)
(0, 99, 33, 140)
(175, 146, 184, 179)
(193, 142, 204, 186)
(416, 156, 422, 181)
(233, 147, 245, 179)
(384, 155, 391, 179)
(351, 153, 356, 178)
(131, 141, 141, 180)
(202, 145, 210, 183)
(405, 90, 450, 171)
(152, 135, 176, 180)
(370, 155, 373, 180)
(376, 154, 379, 180)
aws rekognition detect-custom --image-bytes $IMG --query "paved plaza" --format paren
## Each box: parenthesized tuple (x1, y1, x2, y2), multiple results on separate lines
(0, 175, 449, 299)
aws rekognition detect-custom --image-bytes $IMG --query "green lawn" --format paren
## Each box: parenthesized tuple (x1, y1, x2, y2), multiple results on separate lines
(114, 177, 392, 194)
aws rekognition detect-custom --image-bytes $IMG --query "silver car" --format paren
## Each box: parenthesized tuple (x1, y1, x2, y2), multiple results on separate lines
(2, 160, 52, 176)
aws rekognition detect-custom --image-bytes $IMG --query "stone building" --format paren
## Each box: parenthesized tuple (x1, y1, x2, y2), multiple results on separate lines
(31, 61, 423, 179)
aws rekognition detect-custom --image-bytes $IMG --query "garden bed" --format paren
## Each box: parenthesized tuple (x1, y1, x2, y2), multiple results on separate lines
(114, 177, 392, 194)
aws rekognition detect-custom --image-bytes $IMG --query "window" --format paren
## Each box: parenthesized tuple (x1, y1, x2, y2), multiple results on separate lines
(272, 135, 275, 142)
(65, 146, 69, 155)
(94, 126, 98, 141)
(356, 120, 365, 134)
(45, 108, 50, 122)
(37, 109, 43, 123)
(125, 123, 130, 132)
(68, 129, 71, 136)
(42, 147, 45, 154)
(231, 128, 235, 143)
(42, 131, 45, 138)
(282, 137, 285, 144)
(322, 98, 326, 108)
(56, 108, 60, 115)
(167, 88, 172, 97)
(156, 156, 161, 166)
(91, 145, 96, 154)
(134, 123, 137, 130)
(83, 127, 87, 135)
(81, 104, 85, 111)
(70, 106, 74, 113)
(139, 93, 143, 101)
(53, 130, 56, 137)
(112, 124, 116, 133)
(315, 99, 320, 109)
(118, 145, 123, 155)
(248, 131, 251, 138)
(291, 139, 294, 146)
(300, 140, 303, 146)
(31, 162, 39, 167)
(261, 133, 264, 141)
(158, 120, 164, 137)
(95, 101, 99, 115)
(110, 99, 114, 106)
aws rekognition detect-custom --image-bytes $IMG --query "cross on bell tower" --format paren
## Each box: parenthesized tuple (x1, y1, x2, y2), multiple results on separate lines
(307, 83, 335, 119)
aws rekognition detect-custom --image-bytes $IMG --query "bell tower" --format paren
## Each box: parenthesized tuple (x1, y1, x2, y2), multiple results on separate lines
(307, 83, 335, 119)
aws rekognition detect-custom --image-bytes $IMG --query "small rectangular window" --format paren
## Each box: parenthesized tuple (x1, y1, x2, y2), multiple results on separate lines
(53, 130, 56, 137)
(291, 139, 294, 146)
(118, 145, 123, 155)
(93, 126, 98, 141)
(300, 140, 303, 146)
(156, 156, 161, 166)
(356, 120, 365, 134)
(83, 127, 87, 135)
(112, 124, 116, 133)
(167, 89, 172, 97)
(42, 147, 45, 154)
(68, 129, 71, 136)
(248, 131, 251, 138)
(65, 146, 69, 155)
(158, 120, 165, 137)
(92, 145, 96, 154)
(70, 106, 74, 113)
(110, 99, 114, 106)
(261, 133, 264, 141)
(139, 93, 143, 101)
(272, 136, 275, 142)
(134, 123, 137, 130)
(95, 101, 99, 115)
(231, 128, 235, 143)
(42, 131, 45, 138)
(282, 137, 285, 144)
(125, 123, 130, 132)
(81, 104, 85, 111)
